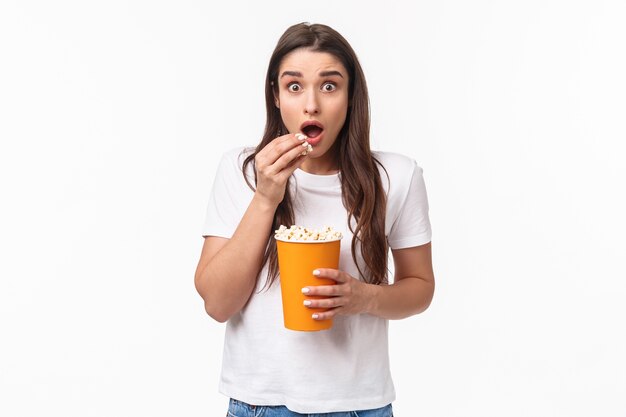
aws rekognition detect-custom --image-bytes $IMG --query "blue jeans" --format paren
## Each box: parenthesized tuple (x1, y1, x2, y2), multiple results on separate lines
(227, 398, 394, 417)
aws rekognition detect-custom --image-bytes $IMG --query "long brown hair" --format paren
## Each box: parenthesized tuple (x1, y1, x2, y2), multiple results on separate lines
(243, 22, 388, 291)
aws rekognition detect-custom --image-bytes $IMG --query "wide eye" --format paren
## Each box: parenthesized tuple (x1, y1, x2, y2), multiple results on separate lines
(287, 83, 301, 92)
(322, 82, 336, 92)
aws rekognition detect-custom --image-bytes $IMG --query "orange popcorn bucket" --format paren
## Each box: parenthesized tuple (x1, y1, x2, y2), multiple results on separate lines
(275, 238, 340, 331)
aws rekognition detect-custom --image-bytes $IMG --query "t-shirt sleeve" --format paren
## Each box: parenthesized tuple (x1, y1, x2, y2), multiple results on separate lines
(387, 161, 432, 249)
(201, 149, 254, 238)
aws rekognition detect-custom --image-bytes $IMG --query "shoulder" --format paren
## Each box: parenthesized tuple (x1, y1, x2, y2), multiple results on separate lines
(217, 146, 255, 176)
(371, 151, 422, 189)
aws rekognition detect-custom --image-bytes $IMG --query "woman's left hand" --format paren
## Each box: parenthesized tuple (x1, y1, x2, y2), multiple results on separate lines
(302, 269, 375, 320)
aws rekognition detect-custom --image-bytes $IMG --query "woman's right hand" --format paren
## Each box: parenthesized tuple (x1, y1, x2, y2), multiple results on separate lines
(254, 133, 309, 206)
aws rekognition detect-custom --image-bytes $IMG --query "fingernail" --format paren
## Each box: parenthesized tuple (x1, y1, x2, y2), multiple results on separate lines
(303, 300, 312, 306)
(312, 270, 320, 276)
(312, 314, 319, 319)
(301, 287, 310, 294)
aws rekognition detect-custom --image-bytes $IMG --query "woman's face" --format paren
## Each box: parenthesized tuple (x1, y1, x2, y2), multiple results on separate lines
(274, 48, 349, 174)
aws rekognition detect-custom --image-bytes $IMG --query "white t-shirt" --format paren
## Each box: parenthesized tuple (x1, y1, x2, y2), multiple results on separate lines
(202, 147, 432, 413)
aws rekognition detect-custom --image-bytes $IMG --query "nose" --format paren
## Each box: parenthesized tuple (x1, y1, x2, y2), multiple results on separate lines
(303, 90, 320, 115)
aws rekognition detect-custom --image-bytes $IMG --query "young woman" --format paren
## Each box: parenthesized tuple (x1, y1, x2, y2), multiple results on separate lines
(195, 22, 434, 416)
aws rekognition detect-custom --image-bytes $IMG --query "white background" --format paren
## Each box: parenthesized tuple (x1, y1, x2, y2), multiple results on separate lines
(1, 1, 625, 416)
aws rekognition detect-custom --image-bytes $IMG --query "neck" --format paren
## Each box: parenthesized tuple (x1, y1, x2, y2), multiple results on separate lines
(300, 154, 339, 175)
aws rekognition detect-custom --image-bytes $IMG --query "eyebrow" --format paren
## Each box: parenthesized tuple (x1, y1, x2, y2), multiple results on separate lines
(320, 70, 344, 78)
(280, 70, 344, 79)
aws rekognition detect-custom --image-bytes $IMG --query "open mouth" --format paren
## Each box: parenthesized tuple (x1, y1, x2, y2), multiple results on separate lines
(300, 121, 324, 139)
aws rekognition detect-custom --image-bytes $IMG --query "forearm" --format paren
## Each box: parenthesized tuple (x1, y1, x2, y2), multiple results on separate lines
(195, 195, 277, 322)
(366, 277, 434, 320)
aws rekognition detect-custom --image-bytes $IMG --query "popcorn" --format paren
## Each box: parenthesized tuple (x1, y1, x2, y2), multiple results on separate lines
(300, 142, 313, 156)
(274, 225, 343, 242)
